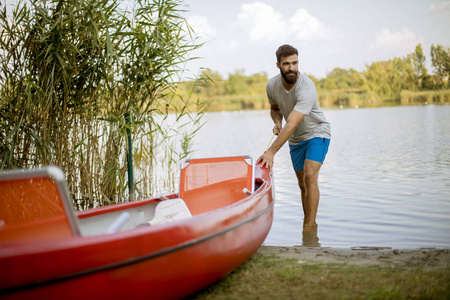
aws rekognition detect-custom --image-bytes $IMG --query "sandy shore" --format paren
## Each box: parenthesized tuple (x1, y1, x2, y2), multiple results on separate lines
(258, 245, 450, 270)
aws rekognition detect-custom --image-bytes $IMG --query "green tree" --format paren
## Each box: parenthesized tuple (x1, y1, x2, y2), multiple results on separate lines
(431, 44, 450, 86)
(412, 44, 427, 78)
(222, 70, 268, 96)
(197, 69, 225, 97)
(408, 44, 432, 89)
(363, 57, 416, 98)
(247, 72, 268, 95)
(319, 68, 363, 91)
(225, 69, 249, 95)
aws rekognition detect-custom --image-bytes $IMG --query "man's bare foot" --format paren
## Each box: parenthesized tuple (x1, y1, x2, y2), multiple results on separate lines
(302, 223, 319, 246)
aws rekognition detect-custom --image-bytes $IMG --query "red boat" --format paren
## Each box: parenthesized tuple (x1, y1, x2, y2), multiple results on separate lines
(0, 156, 274, 300)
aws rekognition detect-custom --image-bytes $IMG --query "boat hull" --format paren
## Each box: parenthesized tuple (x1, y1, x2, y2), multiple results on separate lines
(0, 165, 273, 300)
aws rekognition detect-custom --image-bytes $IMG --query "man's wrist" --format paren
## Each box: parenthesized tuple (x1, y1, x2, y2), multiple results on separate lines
(266, 148, 276, 156)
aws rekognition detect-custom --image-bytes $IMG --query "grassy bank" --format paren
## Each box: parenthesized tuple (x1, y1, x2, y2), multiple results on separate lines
(400, 89, 450, 105)
(202, 94, 270, 111)
(318, 89, 450, 109)
(188, 247, 450, 300)
(317, 90, 380, 108)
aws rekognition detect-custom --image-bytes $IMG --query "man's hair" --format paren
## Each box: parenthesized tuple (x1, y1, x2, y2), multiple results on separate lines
(276, 44, 298, 62)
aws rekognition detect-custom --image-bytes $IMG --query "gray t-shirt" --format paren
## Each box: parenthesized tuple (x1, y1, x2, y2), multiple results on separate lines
(266, 72, 331, 145)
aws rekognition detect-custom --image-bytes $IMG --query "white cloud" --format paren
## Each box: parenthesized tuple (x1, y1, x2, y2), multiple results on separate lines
(235, 2, 284, 41)
(371, 28, 422, 51)
(186, 15, 217, 40)
(429, 1, 450, 12)
(289, 8, 326, 39)
(234, 2, 327, 42)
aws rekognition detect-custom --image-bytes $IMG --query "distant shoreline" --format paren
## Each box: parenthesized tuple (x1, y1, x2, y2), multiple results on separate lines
(196, 89, 450, 112)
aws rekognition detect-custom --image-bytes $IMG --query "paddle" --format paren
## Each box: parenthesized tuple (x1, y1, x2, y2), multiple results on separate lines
(266, 133, 276, 151)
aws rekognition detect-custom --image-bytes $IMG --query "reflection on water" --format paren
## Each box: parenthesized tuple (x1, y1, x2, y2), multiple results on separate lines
(192, 105, 450, 248)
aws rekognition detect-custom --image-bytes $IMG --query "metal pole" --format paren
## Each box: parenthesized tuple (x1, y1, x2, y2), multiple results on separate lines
(125, 111, 135, 201)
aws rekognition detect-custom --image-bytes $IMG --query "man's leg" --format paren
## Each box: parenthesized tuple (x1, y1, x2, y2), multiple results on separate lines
(291, 137, 330, 230)
(295, 159, 323, 229)
(295, 169, 307, 218)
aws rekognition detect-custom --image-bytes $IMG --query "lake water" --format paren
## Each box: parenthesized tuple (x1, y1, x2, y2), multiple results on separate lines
(192, 105, 450, 248)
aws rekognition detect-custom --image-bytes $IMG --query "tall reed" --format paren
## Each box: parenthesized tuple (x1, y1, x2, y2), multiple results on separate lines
(0, 0, 206, 208)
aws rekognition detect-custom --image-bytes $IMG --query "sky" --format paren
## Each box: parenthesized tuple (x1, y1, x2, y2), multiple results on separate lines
(181, 0, 450, 79)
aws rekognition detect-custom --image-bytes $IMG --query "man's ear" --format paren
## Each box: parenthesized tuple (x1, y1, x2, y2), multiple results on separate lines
(276, 61, 280, 69)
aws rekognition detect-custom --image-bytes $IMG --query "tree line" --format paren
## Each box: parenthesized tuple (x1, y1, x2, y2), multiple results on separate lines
(180, 44, 450, 104)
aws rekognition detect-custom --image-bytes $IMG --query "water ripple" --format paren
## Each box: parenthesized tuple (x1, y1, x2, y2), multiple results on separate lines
(194, 106, 450, 248)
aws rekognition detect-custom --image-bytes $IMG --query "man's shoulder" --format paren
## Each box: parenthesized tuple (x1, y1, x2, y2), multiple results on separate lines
(296, 73, 317, 93)
(298, 72, 315, 86)
(267, 74, 281, 88)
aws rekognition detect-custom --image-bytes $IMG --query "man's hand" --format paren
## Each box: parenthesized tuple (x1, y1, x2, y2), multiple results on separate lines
(258, 109, 305, 172)
(257, 150, 275, 172)
(273, 124, 282, 135)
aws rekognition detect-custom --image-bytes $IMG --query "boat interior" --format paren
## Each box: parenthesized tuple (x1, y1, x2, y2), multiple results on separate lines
(0, 156, 262, 243)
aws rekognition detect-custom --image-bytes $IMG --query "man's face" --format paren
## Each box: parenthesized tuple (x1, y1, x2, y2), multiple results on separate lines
(277, 54, 298, 85)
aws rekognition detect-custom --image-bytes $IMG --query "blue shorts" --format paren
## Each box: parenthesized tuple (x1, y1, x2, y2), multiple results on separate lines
(289, 137, 330, 172)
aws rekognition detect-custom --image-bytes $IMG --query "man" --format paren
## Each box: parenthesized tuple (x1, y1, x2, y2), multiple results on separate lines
(257, 44, 331, 232)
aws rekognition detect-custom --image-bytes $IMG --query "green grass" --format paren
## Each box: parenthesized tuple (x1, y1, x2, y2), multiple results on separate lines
(204, 94, 269, 111)
(400, 89, 450, 105)
(188, 253, 450, 300)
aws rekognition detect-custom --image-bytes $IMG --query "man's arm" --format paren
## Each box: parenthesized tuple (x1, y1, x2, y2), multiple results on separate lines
(270, 104, 283, 134)
(257, 109, 305, 171)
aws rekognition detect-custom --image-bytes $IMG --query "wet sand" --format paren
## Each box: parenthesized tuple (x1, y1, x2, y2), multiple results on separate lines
(258, 245, 450, 269)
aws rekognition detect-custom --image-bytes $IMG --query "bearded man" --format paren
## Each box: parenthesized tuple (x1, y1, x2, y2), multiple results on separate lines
(257, 44, 331, 232)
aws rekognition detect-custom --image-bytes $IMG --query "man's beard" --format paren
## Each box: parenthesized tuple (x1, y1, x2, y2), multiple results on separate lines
(281, 70, 297, 85)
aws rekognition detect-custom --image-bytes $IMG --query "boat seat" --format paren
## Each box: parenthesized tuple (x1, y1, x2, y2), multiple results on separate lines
(0, 166, 81, 243)
(148, 198, 192, 226)
(179, 156, 254, 215)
